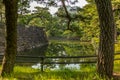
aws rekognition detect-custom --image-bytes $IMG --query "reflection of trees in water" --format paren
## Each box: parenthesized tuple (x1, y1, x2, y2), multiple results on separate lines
(46, 42, 95, 56)
(17, 41, 96, 68)
(46, 42, 66, 56)
(44, 41, 95, 69)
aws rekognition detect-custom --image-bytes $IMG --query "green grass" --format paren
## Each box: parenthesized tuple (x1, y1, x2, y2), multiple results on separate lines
(0, 62, 119, 80)
(0, 65, 108, 80)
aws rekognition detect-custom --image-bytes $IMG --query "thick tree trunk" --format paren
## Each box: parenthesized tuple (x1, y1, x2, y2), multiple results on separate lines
(95, 0, 115, 79)
(1, 0, 18, 76)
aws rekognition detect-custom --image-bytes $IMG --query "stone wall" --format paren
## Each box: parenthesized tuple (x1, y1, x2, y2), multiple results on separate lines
(0, 23, 48, 54)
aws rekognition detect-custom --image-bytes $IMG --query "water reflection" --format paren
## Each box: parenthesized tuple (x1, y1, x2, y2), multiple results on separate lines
(32, 63, 80, 70)
(31, 41, 96, 70)
(46, 41, 95, 56)
(16, 44, 48, 64)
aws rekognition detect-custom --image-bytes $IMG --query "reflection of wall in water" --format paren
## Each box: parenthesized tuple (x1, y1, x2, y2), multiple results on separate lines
(18, 45, 48, 56)
(17, 45, 48, 65)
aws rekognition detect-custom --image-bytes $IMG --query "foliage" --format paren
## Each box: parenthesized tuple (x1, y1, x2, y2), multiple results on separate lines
(1, 0, 120, 41)
(79, 1, 99, 41)
(62, 30, 72, 38)
(18, 0, 31, 15)
(17, 0, 85, 39)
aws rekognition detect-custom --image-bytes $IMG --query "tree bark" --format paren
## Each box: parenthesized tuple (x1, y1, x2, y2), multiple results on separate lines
(95, 0, 115, 79)
(1, 0, 18, 76)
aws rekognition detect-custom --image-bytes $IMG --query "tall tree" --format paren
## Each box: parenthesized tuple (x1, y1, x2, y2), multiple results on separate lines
(1, 0, 18, 76)
(95, 0, 115, 79)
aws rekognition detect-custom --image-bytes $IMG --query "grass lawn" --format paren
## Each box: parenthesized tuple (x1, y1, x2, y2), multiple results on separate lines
(0, 65, 99, 80)
(0, 63, 119, 80)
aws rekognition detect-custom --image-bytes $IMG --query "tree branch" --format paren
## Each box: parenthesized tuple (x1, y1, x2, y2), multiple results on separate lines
(61, 0, 72, 30)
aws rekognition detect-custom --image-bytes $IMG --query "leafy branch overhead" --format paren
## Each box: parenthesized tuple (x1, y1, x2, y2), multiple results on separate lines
(31, 0, 85, 31)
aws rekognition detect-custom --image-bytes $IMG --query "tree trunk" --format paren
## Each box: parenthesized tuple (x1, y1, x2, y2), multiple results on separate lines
(1, 0, 18, 76)
(95, 0, 115, 79)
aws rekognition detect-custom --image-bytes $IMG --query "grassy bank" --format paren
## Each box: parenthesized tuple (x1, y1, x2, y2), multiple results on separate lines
(0, 64, 119, 80)
(0, 66, 99, 80)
